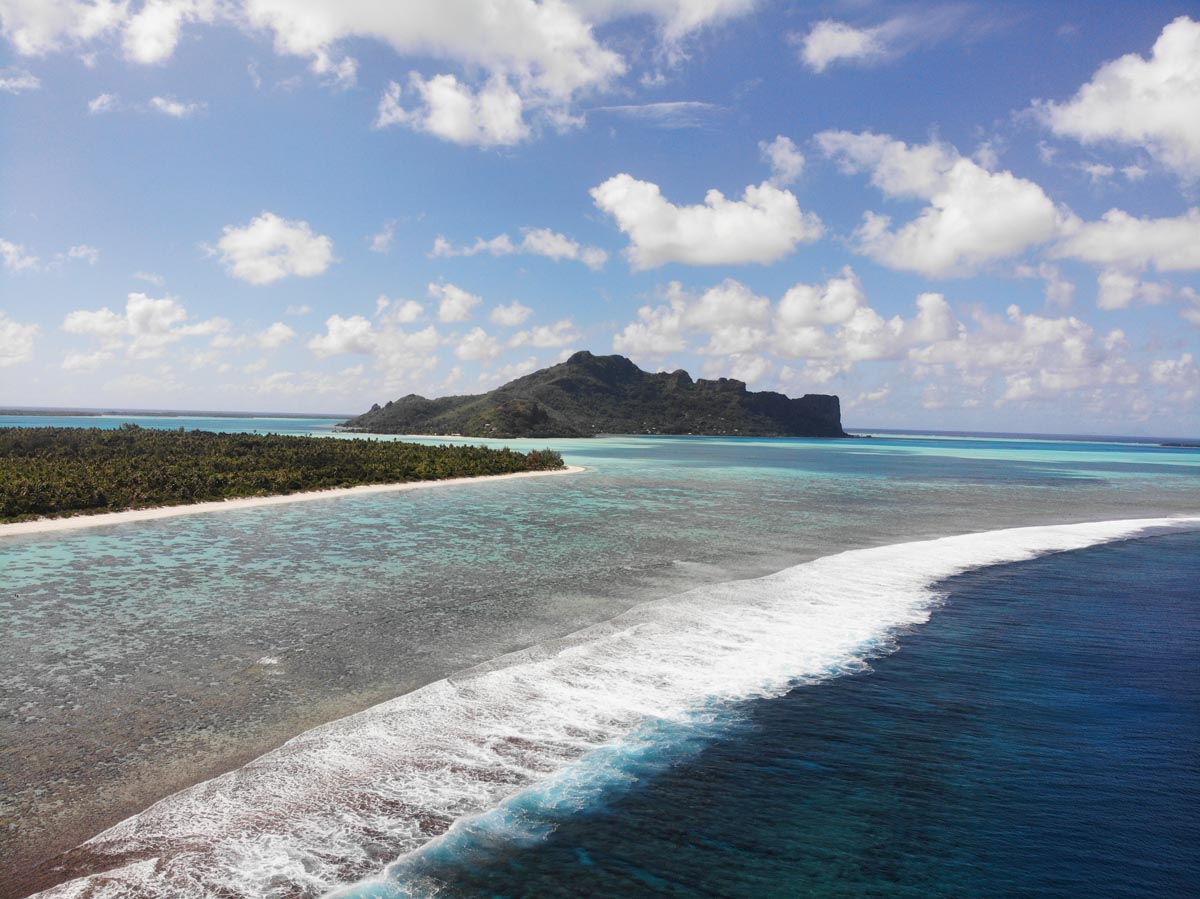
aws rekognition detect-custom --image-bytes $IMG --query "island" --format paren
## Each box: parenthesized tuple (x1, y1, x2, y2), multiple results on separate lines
(342, 351, 847, 438)
(0, 425, 566, 523)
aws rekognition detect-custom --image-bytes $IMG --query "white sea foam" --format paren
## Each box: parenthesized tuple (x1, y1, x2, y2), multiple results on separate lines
(33, 517, 1200, 899)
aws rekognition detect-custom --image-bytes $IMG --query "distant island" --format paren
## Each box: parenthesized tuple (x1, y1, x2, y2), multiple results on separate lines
(0, 426, 565, 523)
(342, 351, 847, 439)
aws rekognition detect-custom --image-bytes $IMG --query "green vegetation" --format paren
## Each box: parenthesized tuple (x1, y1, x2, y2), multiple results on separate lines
(0, 425, 565, 522)
(342, 351, 847, 439)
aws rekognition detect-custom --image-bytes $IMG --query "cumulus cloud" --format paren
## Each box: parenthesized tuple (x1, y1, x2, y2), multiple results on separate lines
(510, 318, 581, 349)
(0, 238, 38, 271)
(0, 312, 38, 366)
(307, 314, 375, 357)
(149, 94, 204, 117)
(1035, 16, 1200, 179)
(429, 282, 482, 322)
(0, 66, 39, 92)
(759, 135, 805, 185)
(307, 311, 442, 387)
(432, 227, 607, 269)
(910, 305, 1135, 405)
(614, 279, 771, 357)
(817, 130, 1064, 276)
(455, 326, 501, 361)
(591, 174, 822, 269)
(122, 0, 216, 64)
(797, 20, 885, 72)
(62, 292, 228, 358)
(215, 212, 334, 284)
(490, 301, 533, 327)
(375, 74, 529, 147)
(0, 0, 126, 55)
(1053, 208, 1200, 272)
(256, 321, 296, 349)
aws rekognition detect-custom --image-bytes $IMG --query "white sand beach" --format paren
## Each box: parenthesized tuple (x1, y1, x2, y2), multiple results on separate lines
(0, 465, 585, 539)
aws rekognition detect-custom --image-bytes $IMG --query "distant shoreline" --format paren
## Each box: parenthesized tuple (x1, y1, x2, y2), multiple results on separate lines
(0, 466, 584, 539)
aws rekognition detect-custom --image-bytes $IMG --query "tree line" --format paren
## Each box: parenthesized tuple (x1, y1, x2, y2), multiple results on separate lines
(0, 425, 565, 522)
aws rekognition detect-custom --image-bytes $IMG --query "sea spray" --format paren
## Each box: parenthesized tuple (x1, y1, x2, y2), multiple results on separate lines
(34, 516, 1200, 899)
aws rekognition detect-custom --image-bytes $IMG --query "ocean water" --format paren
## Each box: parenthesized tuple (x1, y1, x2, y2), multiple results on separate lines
(1, 415, 1199, 898)
(368, 531, 1199, 899)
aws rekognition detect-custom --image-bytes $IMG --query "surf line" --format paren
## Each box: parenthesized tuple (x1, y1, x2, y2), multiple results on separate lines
(31, 515, 1200, 899)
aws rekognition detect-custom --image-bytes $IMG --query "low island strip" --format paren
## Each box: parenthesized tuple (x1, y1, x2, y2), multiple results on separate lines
(0, 426, 580, 538)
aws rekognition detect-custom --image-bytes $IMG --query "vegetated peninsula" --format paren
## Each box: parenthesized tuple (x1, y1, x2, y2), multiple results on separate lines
(0, 426, 564, 523)
(343, 351, 847, 439)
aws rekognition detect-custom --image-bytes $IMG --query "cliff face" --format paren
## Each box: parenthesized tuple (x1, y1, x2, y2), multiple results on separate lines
(342, 351, 847, 439)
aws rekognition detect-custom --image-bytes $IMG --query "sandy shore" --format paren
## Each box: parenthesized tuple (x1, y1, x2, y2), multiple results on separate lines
(0, 465, 585, 539)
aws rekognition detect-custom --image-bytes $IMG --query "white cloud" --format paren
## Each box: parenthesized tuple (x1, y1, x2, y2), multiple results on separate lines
(123, 0, 216, 65)
(490, 301, 533, 327)
(62, 292, 227, 358)
(614, 279, 771, 358)
(251, 365, 369, 398)
(0, 66, 39, 92)
(798, 20, 884, 72)
(1094, 268, 1173, 311)
(455, 326, 501, 360)
(149, 94, 204, 117)
(378, 298, 424, 324)
(910, 304, 1136, 405)
(0, 238, 38, 271)
(1053, 208, 1200, 272)
(374, 73, 529, 147)
(245, 0, 627, 101)
(62, 349, 114, 371)
(591, 174, 822, 269)
(1151, 352, 1199, 401)
(256, 321, 296, 349)
(848, 384, 892, 407)
(215, 212, 334, 284)
(285, 303, 312, 316)
(796, 9, 972, 73)
(1035, 16, 1200, 180)
(1015, 263, 1076, 310)
(0, 0, 126, 55)
(759, 135, 805, 185)
(68, 244, 100, 264)
(818, 130, 1064, 276)
(87, 91, 118, 113)
(432, 227, 607, 269)
(0, 312, 38, 366)
(369, 220, 395, 254)
(429, 281, 481, 322)
(134, 270, 165, 285)
(307, 314, 375, 357)
(479, 354, 540, 388)
(510, 318, 580, 349)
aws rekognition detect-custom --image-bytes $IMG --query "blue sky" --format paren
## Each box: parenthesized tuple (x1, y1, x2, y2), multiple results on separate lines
(2, 1, 1199, 436)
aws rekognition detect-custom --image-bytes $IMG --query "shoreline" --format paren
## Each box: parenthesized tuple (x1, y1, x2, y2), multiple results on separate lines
(0, 466, 584, 539)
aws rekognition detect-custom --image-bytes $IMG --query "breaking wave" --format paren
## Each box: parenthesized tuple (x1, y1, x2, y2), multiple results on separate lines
(34, 517, 1200, 899)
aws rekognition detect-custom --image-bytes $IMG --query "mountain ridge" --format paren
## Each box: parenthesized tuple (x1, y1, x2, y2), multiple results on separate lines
(341, 351, 847, 439)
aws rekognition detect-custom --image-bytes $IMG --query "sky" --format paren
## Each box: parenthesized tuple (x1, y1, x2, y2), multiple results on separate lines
(1, 1, 1199, 436)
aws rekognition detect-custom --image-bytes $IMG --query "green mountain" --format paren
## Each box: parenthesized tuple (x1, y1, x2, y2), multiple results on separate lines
(341, 352, 846, 439)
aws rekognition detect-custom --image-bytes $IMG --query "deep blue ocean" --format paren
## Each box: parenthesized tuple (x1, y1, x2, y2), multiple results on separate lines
(374, 532, 1200, 899)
